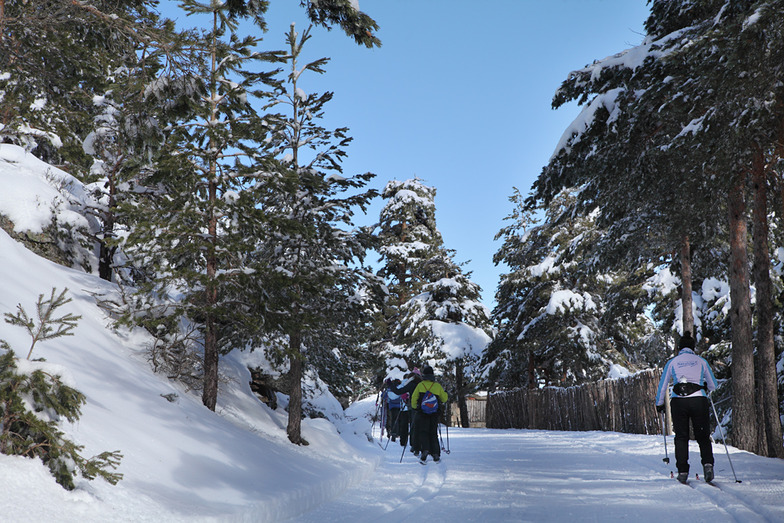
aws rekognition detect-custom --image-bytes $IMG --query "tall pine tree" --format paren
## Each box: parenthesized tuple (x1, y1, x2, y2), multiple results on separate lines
(256, 23, 378, 444)
(119, 0, 279, 411)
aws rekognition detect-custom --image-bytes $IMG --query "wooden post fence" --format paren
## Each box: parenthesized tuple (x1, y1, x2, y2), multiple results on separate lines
(486, 369, 663, 435)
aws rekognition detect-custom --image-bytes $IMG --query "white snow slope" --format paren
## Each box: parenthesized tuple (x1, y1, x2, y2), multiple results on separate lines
(0, 145, 783, 522)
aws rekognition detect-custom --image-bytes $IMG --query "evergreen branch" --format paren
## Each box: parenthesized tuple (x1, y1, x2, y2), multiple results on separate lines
(3, 288, 81, 360)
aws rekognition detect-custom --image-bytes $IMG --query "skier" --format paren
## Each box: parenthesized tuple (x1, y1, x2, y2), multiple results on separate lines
(411, 365, 448, 464)
(654, 331, 719, 483)
(382, 379, 402, 441)
(387, 368, 422, 450)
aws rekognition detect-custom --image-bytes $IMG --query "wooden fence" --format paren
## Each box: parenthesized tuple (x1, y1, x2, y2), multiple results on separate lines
(486, 369, 663, 435)
(451, 396, 487, 427)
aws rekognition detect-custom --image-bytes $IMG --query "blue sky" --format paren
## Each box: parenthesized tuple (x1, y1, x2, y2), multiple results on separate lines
(162, 0, 651, 306)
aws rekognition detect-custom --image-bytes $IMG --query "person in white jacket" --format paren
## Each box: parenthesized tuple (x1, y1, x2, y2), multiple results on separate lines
(655, 331, 719, 483)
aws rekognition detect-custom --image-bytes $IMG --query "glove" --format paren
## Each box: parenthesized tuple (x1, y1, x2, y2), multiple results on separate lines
(656, 404, 665, 413)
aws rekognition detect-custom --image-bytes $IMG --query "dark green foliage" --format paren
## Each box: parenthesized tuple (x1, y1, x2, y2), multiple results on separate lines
(0, 291, 124, 495)
(0, 350, 123, 490)
(299, 0, 381, 48)
(375, 178, 491, 389)
(487, 187, 657, 389)
(0, 0, 164, 172)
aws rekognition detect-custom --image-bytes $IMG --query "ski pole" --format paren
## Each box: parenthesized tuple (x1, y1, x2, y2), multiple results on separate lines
(708, 395, 741, 483)
(445, 420, 450, 454)
(371, 390, 380, 439)
(383, 408, 404, 451)
(438, 423, 445, 452)
(400, 437, 408, 463)
(660, 412, 669, 464)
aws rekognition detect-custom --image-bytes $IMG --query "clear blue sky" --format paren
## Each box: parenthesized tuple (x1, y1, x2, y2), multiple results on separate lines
(162, 0, 651, 306)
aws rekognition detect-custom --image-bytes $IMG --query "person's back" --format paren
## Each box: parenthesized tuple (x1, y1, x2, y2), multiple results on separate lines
(654, 332, 718, 483)
(411, 366, 448, 464)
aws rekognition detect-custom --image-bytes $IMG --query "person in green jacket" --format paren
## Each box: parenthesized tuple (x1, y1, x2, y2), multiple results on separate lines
(411, 365, 448, 464)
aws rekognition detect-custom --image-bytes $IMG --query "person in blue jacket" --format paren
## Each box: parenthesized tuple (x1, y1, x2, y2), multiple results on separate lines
(387, 368, 422, 450)
(655, 331, 719, 483)
(382, 380, 403, 441)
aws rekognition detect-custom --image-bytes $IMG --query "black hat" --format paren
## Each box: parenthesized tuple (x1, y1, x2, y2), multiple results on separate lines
(679, 331, 695, 349)
(422, 365, 435, 379)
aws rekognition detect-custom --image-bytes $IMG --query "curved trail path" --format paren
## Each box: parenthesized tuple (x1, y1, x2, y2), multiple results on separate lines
(290, 428, 784, 522)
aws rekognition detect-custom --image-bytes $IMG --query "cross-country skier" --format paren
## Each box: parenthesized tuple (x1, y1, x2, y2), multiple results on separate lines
(411, 365, 448, 464)
(388, 368, 422, 450)
(382, 379, 402, 441)
(654, 331, 719, 483)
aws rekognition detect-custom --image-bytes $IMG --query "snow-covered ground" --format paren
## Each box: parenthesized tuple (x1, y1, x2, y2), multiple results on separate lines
(295, 428, 784, 522)
(1, 144, 783, 522)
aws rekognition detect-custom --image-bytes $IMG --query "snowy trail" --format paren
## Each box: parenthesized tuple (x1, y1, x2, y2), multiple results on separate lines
(287, 428, 784, 523)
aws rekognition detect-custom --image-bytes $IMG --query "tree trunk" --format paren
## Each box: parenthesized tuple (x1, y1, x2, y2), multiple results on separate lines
(727, 169, 757, 453)
(750, 146, 784, 458)
(202, 311, 219, 411)
(527, 349, 536, 390)
(679, 235, 694, 336)
(201, 182, 219, 410)
(201, 11, 221, 412)
(98, 165, 118, 282)
(287, 331, 305, 445)
(202, 178, 219, 412)
(456, 362, 470, 428)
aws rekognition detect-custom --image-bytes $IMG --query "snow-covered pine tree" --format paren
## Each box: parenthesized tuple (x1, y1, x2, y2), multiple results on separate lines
(374, 178, 445, 375)
(486, 187, 655, 389)
(0, 1, 175, 276)
(81, 13, 195, 282)
(255, 24, 379, 444)
(374, 177, 492, 417)
(118, 1, 280, 411)
(0, 0, 162, 171)
(0, 291, 122, 490)
(395, 250, 492, 427)
(541, 0, 784, 457)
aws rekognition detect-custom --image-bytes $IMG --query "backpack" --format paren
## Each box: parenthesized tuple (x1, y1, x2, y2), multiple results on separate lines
(420, 383, 439, 414)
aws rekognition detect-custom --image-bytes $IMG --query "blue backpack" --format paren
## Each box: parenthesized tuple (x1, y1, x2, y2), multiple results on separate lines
(420, 383, 439, 414)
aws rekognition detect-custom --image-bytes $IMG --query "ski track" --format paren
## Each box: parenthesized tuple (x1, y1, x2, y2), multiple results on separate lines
(585, 431, 783, 523)
(288, 429, 784, 523)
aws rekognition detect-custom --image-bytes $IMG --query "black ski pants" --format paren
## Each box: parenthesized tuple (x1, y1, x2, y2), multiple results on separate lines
(415, 411, 440, 457)
(397, 410, 410, 447)
(671, 396, 714, 473)
(387, 407, 401, 438)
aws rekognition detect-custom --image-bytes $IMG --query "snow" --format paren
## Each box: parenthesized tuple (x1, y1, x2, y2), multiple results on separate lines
(292, 428, 784, 522)
(429, 320, 491, 360)
(2, 146, 784, 522)
(546, 289, 597, 315)
(0, 145, 92, 233)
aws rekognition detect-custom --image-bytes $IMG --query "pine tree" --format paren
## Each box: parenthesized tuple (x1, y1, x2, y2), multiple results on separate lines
(118, 0, 280, 411)
(0, 0, 164, 171)
(0, 291, 122, 490)
(486, 187, 656, 389)
(401, 251, 492, 426)
(256, 23, 378, 444)
(529, 0, 784, 456)
(81, 13, 195, 282)
(375, 178, 445, 374)
(3, 288, 81, 360)
(0, 1, 178, 277)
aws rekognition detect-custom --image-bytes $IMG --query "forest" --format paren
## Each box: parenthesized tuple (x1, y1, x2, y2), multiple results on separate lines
(1, 0, 782, 461)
